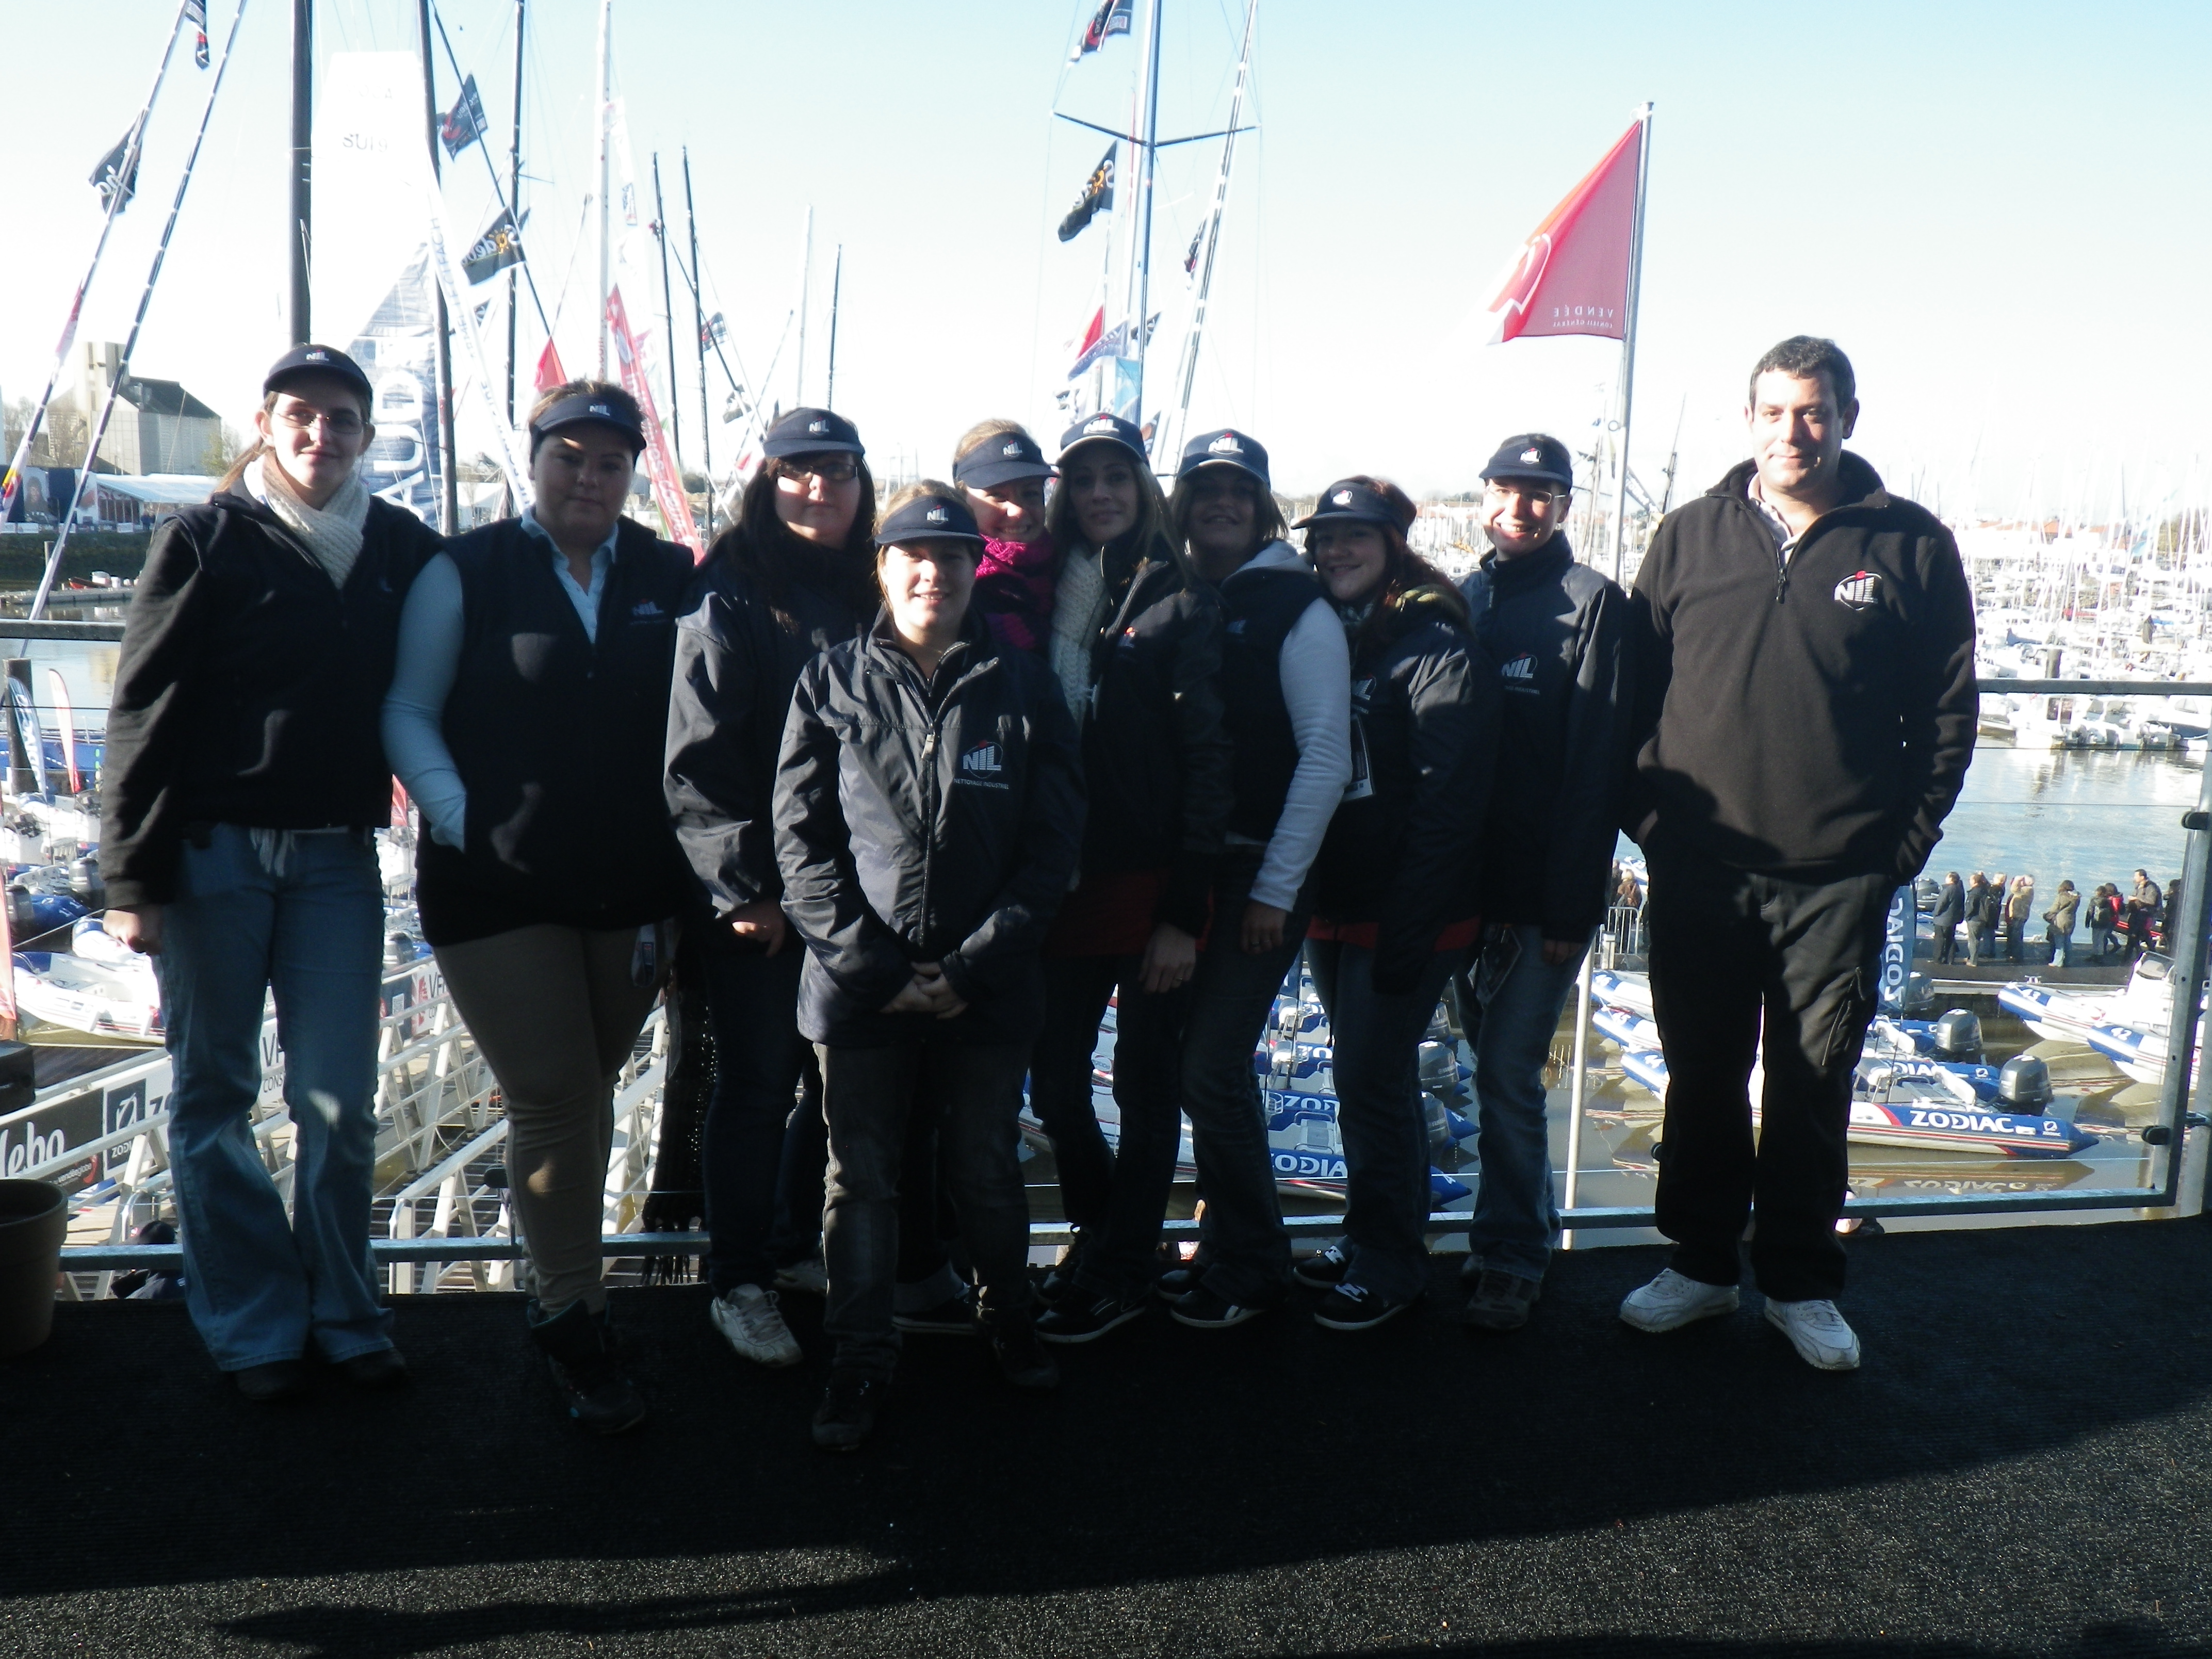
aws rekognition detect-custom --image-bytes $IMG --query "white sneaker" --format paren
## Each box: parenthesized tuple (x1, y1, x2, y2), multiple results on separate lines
(773, 1255, 830, 1297)
(710, 1283, 802, 1368)
(1763, 1296, 1861, 1371)
(1618, 1268, 1741, 1333)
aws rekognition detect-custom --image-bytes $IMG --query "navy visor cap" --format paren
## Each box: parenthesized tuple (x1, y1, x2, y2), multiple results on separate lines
(954, 429, 1055, 490)
(1179, 427, 1270, 486)
(1479, 433, 1574, 491)
(764, 406, 865, 460)
(874, 493, 985, 549)
(531, 391, 647, 455)
(263, 343, 374, 409)
(1295, 478, 1408, 532)
(1057, 412, 1149, 469)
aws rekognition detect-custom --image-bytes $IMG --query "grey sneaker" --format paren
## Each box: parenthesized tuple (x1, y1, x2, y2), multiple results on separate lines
(1462, 1268, 1540, 1332)
(773, 1255, 829, 1296)
(1618, 1268, 1739, 1333)
(1763, 1296, 1861, 1371)
(710, 1283, 803, 1368)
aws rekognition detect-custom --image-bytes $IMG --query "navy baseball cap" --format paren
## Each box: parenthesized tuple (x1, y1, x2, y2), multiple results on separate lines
(1058, 412, 1149, 468)
(954, 428, 1054, 490)
(764, 406, 865, 459)
(1295, 478, 1407, 532)
(874, 493, 984, 549)
(263, 344, 373, 408)
(530, 390, 647, 456)
(1180, 427, 1270, 486)
(1479, 433, 1573, 491)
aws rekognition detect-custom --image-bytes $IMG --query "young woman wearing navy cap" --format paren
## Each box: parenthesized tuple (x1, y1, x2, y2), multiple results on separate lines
(952, 419, 1059, 657)
(1297, 476, 1495, 1329)
(101, 344, 441, 1402)
(1154, 429, 1352, 1329)
(1025, 413, 1234, 1343)
(383, 379, 693, 1434)
(663, 406, 876, 1371)
(774, 482, 1085, 1451)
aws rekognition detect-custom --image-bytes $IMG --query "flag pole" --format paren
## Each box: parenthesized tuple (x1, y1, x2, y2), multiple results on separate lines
(825, 245, 843, 411)
(290, 0, 313, 343)
(418, 0, 459, 535)
(0, 1, 187, 526)
(1162, 0, 1256, 468)
(652, 153, 682, 480)
(508, 0, 525, 428)
(595, 0, 612, 379)
(1129, 0, 1164, 432)
(682, 149, 713, 543)
(30, 0, 249, 622)
(1606, 101, 1654, 584)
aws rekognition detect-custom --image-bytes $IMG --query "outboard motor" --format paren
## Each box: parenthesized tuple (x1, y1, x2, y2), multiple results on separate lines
(68, 855, 104, 912)
(1997, 1053, 2054, 1115)
(1417, 1039, 1463, 1102)
(1931, 1007, 1985, 1063)
(1422, 1093, 1454, 1157)
(1899, 971, 1937, 1018)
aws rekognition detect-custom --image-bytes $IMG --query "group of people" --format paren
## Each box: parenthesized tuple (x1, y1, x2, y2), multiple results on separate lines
(99, 330, 1979, 1450)
(1929, 867, 2177, 967)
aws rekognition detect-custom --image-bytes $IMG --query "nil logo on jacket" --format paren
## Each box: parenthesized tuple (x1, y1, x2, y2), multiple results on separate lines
(1833, 570, 1884, 610)
(956, 741, 1010, 789)
(1499, 653, 1539, 694)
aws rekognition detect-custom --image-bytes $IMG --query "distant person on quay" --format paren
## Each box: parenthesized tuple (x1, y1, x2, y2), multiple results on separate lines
(2042, 880, 2079, 968)
(1930, 871, 1964, 965)
(1452, 435, 1634, 1332)
(2089, 884, 2121, 962)
(101, 344, 441, 1402)
(1962, 872, 1992, 966)
(383, 381, 694, 1434)
(2004, 873, 2034, 963)
(1621, 335, 1977, 1371)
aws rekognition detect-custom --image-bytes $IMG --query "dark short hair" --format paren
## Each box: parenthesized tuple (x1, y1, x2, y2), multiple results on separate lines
(1749, 336, 1856, 411)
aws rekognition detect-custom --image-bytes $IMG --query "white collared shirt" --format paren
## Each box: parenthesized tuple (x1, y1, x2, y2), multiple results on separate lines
(519, 507, 620, 643)
(1747, 476, 1801, 564)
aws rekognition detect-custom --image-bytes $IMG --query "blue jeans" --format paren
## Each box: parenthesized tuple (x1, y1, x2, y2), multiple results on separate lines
(1177, 850, 1297, 1307)
(160, 824, 391, 1370)
(1307, 940, 1454, 1303)
(2048, 931, 2073, 968)
(1465, 924, 1584, 1284)
(818, 1038, 1034, 1379)
(694, 930, 817, 1294)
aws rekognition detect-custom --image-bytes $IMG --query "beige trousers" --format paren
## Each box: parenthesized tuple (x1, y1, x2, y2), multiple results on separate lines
(436, 924, 663, 1314)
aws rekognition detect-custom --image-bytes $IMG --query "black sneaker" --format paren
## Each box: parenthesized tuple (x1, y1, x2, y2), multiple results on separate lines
(812, 1369, 887, 1452)
(1293, 1244, 1350, 1290)
(893, 1287, 978, 1336)
(984, 1310, 1062, 1390)
(1463, 1268, 1541, 1332)
(1155, 1264, 1205, 1303)
(527, 1299, 648, 1436)
(1039, 1256, 1085, 1307)
(1313, 1281, 1414, 1331)
(230, 1360, 310, 1403)
(1169, 1284, 1266, 1329)
(1037, 1290, 1150, 1344)
(332, 1346, 410, 1390)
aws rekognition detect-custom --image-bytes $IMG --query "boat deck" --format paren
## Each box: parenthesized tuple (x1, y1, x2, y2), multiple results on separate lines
(7, 1220, 2210, 1656)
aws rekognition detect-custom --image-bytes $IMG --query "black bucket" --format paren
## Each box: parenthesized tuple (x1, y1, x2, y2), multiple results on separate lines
(0, 1179, 67, 1356)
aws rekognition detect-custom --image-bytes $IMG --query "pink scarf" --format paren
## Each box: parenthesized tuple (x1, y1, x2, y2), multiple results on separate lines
(971, 530, 1058, 658)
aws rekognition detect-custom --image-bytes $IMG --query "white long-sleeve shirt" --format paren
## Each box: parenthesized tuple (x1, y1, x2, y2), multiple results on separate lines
(1221, 540, 1353, 911)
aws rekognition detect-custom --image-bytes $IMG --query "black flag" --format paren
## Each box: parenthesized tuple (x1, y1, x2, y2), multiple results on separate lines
(90, 115, 147, 213)
(1057, 146, 1116, 243)
(462, 208, 526, 285)
(700, 312, 728, 349)
(440, 75, 486, 158)
(1069, 0, 1132, 62)
(1184, 222, 1205, 276)
(185, 0, 209, 69)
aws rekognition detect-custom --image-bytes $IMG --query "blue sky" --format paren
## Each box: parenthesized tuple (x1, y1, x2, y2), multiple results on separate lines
(4, 1, 2207, 514)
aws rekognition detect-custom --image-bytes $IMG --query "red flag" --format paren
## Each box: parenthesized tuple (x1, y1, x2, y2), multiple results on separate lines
(605, 288, 704, 560)
(534, 339, 568, 395)
(1068, 306, 1104, 378)
(1485, 118, 1642, 344)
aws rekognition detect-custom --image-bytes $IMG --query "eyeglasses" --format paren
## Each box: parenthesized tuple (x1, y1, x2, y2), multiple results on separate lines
(1483, 481, 1559, 505)
(275, 407, 365, 438)
(784, 458, 859, 485)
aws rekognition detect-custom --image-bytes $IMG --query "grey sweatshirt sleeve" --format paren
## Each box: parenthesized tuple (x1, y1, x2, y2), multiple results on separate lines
(380, 552, 468, 850)
(1251, 595, 1353, 911)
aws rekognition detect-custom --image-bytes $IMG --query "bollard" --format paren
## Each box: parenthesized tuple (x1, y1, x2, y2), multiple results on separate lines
(0, 1179, 67, 1356)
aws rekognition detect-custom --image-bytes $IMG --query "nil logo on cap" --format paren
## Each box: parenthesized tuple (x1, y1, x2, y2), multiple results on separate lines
(589, 403, 613, 418)
(1208, 433, 1243, 454)
(1002, 442, 1024, 458)
(1519, 446, 1542, 465)
(1085, 417, 1115, 435)
(925, 507, 949, 524)
(305, 350, 329, 363)
(1331, 489, 1354, 506)
(809, 418, 830, 434)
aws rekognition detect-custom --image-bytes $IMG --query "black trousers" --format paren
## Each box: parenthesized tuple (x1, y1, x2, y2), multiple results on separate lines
(1645, 841, 1894, 1302)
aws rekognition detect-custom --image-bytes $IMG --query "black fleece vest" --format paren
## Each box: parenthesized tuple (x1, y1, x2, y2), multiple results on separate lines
(1217, 562, 1319, 842)
(418, 516, 692, 945)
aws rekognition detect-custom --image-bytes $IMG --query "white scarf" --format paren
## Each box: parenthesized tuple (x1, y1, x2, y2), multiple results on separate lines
(1047, 542, 1111, 730)
(247, 457, 370, 590)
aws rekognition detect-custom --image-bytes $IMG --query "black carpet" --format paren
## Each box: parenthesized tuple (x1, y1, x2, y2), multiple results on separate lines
(7, 1222, 2212, 1658)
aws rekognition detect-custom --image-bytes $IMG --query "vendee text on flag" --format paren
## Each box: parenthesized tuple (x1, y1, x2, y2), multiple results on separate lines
(1484, 117, 1642, 344)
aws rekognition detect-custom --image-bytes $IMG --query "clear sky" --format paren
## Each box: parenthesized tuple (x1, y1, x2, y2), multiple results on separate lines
(4, 0, 2207, 518)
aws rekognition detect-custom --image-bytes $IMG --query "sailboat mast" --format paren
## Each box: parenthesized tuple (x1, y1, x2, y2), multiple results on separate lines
(507, 0, 524, 424)
(826, 245, 843, 410)
(290, 0, 312, 341)
(1606, 101, 1654, 583)
(683, 148, 712, 542)
(595, 0, 612, 377)
(652, 153, 682, 478)
(794, 206, 814, 409)
(418, 0, 459, 534)
(1129, 0, 1164, 432)
(1164, 0, 1255, 466)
